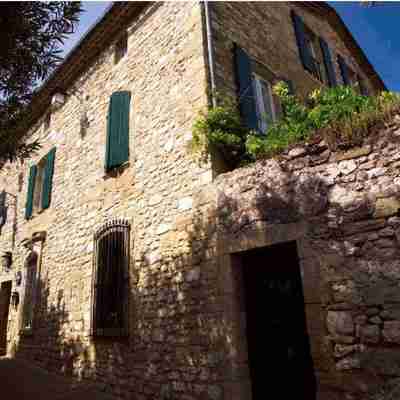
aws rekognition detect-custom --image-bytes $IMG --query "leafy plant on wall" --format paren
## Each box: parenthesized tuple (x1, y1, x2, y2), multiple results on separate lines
(190, 84, 400, 169)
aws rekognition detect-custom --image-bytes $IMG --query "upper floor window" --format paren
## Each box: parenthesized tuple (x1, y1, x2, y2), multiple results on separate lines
(303, 27, 325, 83)
(105, 91, 131, 171)
(338, 55, 369, 95)
(234, 44, 284, 134)
(25, 148, 56, 219)
(253, 74, 276, 133)
(114, 32, 128, 64)
(91, 219, 130, 337)
(291, 11, 337, 87)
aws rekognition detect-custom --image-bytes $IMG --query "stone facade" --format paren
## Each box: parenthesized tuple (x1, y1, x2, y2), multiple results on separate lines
(0, 2, 391, 400)
(206, 118, 400, 399)
(210, 2, 382, 103)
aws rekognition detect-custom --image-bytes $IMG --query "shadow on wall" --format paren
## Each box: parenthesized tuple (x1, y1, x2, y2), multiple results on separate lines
(8, 150, 400, 399)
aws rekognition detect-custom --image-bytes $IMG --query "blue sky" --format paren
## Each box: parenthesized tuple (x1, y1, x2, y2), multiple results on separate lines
(63, 2, 399, 91)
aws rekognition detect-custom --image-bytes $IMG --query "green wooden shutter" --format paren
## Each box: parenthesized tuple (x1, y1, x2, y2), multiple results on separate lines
(338, 55, 350, 85)
(0, 190, 6, 227)
(105, 91, 131, 171)
(25, 165, 37, 219)
(41, 147, 56, 210)
(319, 37, 337, 87)
(234, 44, 258, 131)
(291, 11, 315, 74)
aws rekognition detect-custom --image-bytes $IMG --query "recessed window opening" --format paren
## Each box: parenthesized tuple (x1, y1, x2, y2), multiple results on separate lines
(253, 74, 276, 133)
(304, 27, 325, 83)
(92, 219, 130, 337)
(33, 157, 46, 213)
(114, 32, 128, 64)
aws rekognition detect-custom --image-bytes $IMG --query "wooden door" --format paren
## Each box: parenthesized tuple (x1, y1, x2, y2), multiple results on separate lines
(241, 242, 316, 399)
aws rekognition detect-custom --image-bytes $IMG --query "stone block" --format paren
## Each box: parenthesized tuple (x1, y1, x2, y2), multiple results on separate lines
(374, 197, 400, 218)
(327, 311, 354, 336)
(360, 324, 380, 344)
(383, 321, 400, 344)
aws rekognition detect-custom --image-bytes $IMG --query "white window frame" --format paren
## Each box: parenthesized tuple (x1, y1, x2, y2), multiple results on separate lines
(253, 74, 276, 133)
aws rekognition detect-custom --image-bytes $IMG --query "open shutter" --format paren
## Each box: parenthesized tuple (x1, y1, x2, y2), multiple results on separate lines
(105, 91, 131, 171)
(0, 190, 6, 228)
(319, 38, 337, 87)
(357, 75, 369, 96)
(338, 55, 350, 85)
(41, 147, 56, 210)
(25, 165, 37, 219)
(234, 44, 258, 131)
(291, 11, 315, 74)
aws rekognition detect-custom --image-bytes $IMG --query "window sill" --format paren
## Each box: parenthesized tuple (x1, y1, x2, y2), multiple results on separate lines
(103, 161, 130, 180)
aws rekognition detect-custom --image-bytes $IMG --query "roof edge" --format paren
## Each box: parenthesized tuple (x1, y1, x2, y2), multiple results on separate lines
(297, 2, 387, 91)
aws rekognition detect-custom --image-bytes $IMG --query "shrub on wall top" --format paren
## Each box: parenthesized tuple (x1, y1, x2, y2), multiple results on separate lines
(191, 84, 400, 169)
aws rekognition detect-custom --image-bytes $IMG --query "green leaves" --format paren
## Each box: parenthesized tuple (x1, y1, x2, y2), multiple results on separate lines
(191, 84, 400, 168)
(0, 2, 82, 167)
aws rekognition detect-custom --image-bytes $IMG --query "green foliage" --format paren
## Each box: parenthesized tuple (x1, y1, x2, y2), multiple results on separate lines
(191, 83, 400, 167)
(0, 2, 82, 166)
(190, 95, 254, 167)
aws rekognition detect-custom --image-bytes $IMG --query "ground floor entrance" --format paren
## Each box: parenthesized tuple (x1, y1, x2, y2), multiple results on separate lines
(0, 281, 12, 356)
(240, 241, 316, 399)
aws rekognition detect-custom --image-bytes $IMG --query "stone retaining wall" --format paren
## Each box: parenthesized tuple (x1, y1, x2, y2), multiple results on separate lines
(202, 115, 400, 399)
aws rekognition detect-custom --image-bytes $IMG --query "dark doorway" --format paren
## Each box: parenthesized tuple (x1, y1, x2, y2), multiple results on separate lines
(240, 241, 316, 400)
(0, 281, 12, 355)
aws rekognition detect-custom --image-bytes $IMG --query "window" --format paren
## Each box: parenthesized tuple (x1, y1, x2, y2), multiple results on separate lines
(25, 148, 56, 219)
(92, 219, 130, 337)
(32, 157, 46, 213)
(253, 75, 276, 133)
(304, 27, 325, 83)
(338, 55, 369, 95)
(114, 32, 128, 64)
(22, 251, 38, 332)
(292, 11, 337, 86)
(105, 91, 131, 171)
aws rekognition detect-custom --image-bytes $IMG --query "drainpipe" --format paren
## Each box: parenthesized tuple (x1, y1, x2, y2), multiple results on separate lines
(204, 0, 217, 107)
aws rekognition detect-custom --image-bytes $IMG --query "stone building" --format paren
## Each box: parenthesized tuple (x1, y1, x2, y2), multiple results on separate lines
(0, 2, 392, 400)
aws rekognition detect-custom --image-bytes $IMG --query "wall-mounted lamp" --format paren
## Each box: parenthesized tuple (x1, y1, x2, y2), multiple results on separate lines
(1, 251, 12, 272)
(51, 93, 66, 110)
(11, 291, 19, 308)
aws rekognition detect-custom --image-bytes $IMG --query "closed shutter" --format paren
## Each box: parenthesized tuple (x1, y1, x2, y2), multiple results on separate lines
(234, 44, 258, 131)
(41, 147, 56, 210)
(25, 165, 37, 219)
(105, 91, 131, 171)
(319, 37, 337, 87)
(291, 11, 315, 74)
(338, 55, 350, 85)
(0, 190, 6, 228)
(357, 75, 369, 96)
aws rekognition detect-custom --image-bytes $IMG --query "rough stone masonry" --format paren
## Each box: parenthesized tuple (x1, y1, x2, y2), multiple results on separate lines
(0, 2, 393, 400)
(205, 115, 400, 400)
